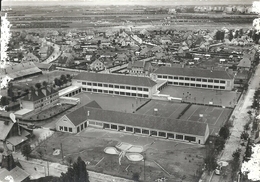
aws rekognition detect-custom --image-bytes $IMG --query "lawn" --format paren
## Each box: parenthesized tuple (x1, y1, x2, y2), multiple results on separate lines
(135, 100, 188, 119)
(160, 86, 240, 108)
(179, 105, 233, 135)
(32, 128, 205, 182)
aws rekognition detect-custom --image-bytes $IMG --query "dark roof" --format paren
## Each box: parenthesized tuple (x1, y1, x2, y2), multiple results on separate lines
(22, 87, 58, 102)
(66, 101, 102, 126)
(0, 121, 14, 141)
(65, 106, 208, 136)
(34, 62, 53, 70)
(73, 72, 157, 87)
(0, 166, 30, 182)
(154, 67, 233, 80)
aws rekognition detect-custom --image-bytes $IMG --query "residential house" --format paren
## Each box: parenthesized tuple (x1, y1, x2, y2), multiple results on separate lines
(160, 36, 172, 45)
(38, 46, 49, 59)
(90, 59, 105, 71)
(237, 57, 251, 71)
(20, 87, 59, 114)
(128, 60, 152, 76)
(23, 53, 39, 62)
(34, 63, 55, 71)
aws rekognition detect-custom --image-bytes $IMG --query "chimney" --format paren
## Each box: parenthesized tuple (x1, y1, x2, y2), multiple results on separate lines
(1, 140, 16, 171)
(28, 90, 32, 100)
(87, 111, 90, 116)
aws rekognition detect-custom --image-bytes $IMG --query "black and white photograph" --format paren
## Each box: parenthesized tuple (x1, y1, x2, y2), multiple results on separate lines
(0, 0, 260, 181)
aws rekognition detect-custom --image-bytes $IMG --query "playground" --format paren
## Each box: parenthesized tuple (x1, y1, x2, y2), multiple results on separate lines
(32, 128, 205, 182)
(179, 105, 233, 135)
(160, 86, 240, 108)
(135, 100, 188, 119)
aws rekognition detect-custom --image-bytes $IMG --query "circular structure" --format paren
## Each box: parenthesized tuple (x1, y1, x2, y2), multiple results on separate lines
(104, 147, 120, 155)
(126, 153, 144, 162)
(127, 146, 143, 153)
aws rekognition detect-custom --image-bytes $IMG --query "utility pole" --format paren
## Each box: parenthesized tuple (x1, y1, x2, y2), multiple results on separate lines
(60, 143, 64, 162)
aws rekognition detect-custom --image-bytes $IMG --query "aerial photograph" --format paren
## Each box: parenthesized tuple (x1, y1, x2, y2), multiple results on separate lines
(0, 0, 260, 181)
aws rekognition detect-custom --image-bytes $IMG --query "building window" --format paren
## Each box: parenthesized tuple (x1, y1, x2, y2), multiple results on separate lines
(220, 86, 225, 89)
(87, 82, 92, 86)
(126, 92, 130, 96)
(115, 91, 119, 95)
(158, 132, 166, 137)
(104, 90, 108, 93)
(214, 80, 219, 83)
(163, 75, 167, 79)
(93, 89, 97, 92)
(174, 82, 178, 85)
(179, 77, 184, 80)
(120, 92, 125, 95)
(214, 86, 219, 89)
(82, 88, 87, 91)
(103, 84, 108, 87)
(93, 83, 97, 86)
(208, 79, 213, 83)
(81, 124, 84, 130)
(98, 89, 102, 93)
(167, 133, 174, 139)
(134, 128, 141, 133)
(176, 134, 183, 140)
(97, 83, 101, 87)
(104, 123, 110, 129)
(168, 81, 173, 84)
(120, 86, 125, 89)
(64, 127, 68, 132)
(179, 82, 184, 86)
(87, 88, 92, 92)
(196, 78, 201, 82)
(196, 84, 201, 87)
(202, 85, 207, 88)
(77, 127, 80, 132)
(202, 79, 207, 82)
(132, 87, 136, 90)
(138, 87, 142, 91)
(59, 126, 63, 131)
(109, 84, 113, 88)
(115, 85, 119, 89)
(109, 91, 114, 94)
(158, 75, 162, 78)
(143, 88, 148, 92)
(126, 86, 130, 90)
(132, 93, 137, 97)
(220, 80, 225, 84)
(84, 122, 87, 128)
(184, 135, 196, 142)
(82, 82, 86, 85)
(190, 83, 195, 87)
(69, 128, 72, 132)
(185, 83, 189, 86)
(191, 78, 195, 81)
(150, 130, 157, 136)
(208, 85, 213, 88)
(174, 76, 178, 80)
(185, 77, 190, 81)
(143, 94, 148, 98)
(168, 76, 173, 79)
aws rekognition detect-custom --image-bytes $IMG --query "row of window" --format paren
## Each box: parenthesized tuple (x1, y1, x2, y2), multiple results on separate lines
(59, 126, 73, 132)
(168, 82, 226, 89)
(81, 82, 149, 92)
(82, 88, 149, 98)
(157, 75, 226, 84)
(103, 123, 197, 142)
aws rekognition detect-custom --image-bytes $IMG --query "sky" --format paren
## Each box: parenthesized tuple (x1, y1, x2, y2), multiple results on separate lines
(2, 0, 256, 6)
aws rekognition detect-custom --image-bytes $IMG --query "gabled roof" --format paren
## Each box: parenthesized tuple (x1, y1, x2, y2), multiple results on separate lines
(22, 87, 58, 102)
(238, 58, 251, 68)
(73, 72, 157, 87)
(154, 67, 234, 80)
(65, 107, 208, 136)
(0, 166, 30, 182)
(0, 121, 14, 141)
(34, 63, 53, 70)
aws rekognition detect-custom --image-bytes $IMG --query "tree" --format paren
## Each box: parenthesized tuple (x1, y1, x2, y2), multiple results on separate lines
(214, 136, 225, 154)
(219, 125, 230, 140)
(35, 82, 42, 90)
(42, 81, 48, 88)
(54, 78, 62, 87)
(59, 157, 89, 182)
(21, 143, 32, 160)
(0, 96, 9, 106)
(231, 148, 241, 181)
(132, 172, 140, 181)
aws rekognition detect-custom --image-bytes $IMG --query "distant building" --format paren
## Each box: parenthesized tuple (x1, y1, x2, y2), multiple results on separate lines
(72, 72, 157, 98)
(152, 67, 234, 90)
(90, 59, 105, 71)
(237, 58, 251, 71)
(34, 63, 55, 71)
(128, 61, 152, 76)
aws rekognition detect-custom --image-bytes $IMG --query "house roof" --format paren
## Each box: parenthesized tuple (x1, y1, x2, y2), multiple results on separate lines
(34, 63, 53, 70)
(154, 67, 234, 80)
(0, 166, 30, 182)
(237, 58, 251, 68)
(66, 101, 102, 126)
(22, 87, 58, 102)
(64, 106, 208, 136)
(73, 72, 157, 87)
(0, 121, 14, 141)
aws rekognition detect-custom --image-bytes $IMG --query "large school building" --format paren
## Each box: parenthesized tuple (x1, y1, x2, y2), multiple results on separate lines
(72, 72, 157, 98)
(152, 67, 234, 91)
(56, 103, 209, 145)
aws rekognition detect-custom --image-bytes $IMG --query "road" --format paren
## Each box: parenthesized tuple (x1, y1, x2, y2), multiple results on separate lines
(209, 64, 260, 182)
(42, 42, 62, 64)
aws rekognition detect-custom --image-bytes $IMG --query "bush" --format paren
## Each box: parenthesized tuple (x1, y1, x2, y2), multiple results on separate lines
(219, 125, 230, 140)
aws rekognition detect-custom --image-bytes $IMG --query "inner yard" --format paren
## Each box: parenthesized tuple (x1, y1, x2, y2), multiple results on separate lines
(32, 128, 205, 182)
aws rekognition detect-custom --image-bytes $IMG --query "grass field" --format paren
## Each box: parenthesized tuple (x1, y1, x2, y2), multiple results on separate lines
(160, 86, 240, 108)
(179, 105, 232, 135)
(135, 100, 188, 119)
(73, 92, 149, 113)
(32, 128, 205, 182)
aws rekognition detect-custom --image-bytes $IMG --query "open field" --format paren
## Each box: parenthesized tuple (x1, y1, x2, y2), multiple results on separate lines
(179, 105, 232, 135)
(160, 86, 240, 108)
(13, 70, 78, 89)
(73, 92, 149, 113)
(32, 128, 205, 182)
(135, 100, 188, 119)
